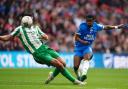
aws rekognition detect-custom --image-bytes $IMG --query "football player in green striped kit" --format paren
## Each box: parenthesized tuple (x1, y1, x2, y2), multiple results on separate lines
(0, 16, 85, 85)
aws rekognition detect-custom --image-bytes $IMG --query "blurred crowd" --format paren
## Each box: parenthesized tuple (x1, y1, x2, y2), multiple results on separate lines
(0, 0, 128, 53)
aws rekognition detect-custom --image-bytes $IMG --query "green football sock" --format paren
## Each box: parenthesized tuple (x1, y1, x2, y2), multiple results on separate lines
(60, 68, 76, 82)
(52, 68, 60, 77)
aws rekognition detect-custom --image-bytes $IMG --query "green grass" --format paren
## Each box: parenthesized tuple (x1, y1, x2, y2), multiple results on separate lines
(0, 68, 128, 89)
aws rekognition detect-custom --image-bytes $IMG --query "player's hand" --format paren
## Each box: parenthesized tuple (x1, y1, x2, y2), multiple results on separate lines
(74, 34, 79, 41)
(116, 24, 124, 29)
(0, 36, 4, 41)
(117, 24, 128, 29)
(77, 38, 90, 45)
(82, 41, 90, 45)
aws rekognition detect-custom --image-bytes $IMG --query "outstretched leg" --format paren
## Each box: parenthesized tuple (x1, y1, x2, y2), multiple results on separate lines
(45, 57, 65, 84)
(79, 54, 93, 82)
(45, 58, 85, 85)
(34, 48, 84, 85)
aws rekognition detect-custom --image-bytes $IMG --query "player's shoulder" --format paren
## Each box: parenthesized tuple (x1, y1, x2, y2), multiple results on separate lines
(93, 22, 104, 31)
(93, 22, 99, 26)
(16, 25, 22, 29)
(33, 25, 39, 27)
(94, 22, 104, 27)
(79, 22, 87, 28)
(32, 25, 40, 29)
(14, 25, 22, 31)
(80, 22, 87, 26)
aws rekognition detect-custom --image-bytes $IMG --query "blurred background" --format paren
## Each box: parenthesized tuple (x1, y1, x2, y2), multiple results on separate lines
(0, 0, 128, 68)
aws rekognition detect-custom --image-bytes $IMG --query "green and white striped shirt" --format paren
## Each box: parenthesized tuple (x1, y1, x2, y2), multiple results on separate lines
(11, 25, 45, 53)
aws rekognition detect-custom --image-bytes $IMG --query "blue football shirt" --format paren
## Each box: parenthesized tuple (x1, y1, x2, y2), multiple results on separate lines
(74, 22, 104, 50)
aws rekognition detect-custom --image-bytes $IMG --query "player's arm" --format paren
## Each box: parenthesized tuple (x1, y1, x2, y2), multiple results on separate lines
(0, 27, 20, 41)
(41, 34, 49, 40)
(0, 35, 13, 41)
(37, 26, 49, 40)
(103, 24, 124, 30)
(74, 33, 90, 45)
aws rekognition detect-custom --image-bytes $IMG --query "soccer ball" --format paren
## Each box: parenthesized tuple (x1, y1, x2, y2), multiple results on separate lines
(21, 16, 33, 25)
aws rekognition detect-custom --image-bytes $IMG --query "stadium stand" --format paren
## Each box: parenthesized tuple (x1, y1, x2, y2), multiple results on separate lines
(0, 0, 128, 53)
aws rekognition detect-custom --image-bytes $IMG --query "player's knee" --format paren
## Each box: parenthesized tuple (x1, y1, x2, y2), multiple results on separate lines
(60, 58, 66, 67)
(56, 61, 64, 69)
(56, 57, 66, 67)
(59, 61, 66, 67)
(63, 62, 66, 67)
(84, 54, 93, 61)
(51, 59, 62, 68)
(57, 63, 64, 70)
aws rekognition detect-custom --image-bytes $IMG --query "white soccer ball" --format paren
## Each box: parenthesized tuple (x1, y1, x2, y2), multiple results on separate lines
(21, 16, 33, 25)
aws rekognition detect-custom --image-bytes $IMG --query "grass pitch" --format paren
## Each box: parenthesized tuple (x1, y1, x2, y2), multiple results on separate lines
(0, 68, 128, 89)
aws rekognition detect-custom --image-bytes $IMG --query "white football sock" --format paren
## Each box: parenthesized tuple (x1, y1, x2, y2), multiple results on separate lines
(78, 60, 84, 76)
(81, 60, 90, 76)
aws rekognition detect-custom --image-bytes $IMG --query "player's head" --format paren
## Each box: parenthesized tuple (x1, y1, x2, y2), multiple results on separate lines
(21, 16, 33, 27)
(86, 14, 95, 27)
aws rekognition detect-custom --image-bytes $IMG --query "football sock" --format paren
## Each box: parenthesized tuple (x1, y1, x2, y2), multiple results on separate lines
(81, 60, 89, 75)
(60, 68, 76, 82)
(52, 68, 60, 77)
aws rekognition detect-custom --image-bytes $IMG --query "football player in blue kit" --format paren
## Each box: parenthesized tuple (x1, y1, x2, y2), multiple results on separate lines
(73, 14, 124, 82)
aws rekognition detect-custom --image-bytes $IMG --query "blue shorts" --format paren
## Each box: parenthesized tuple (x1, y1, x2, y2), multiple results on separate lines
(74, 47, 93, 57)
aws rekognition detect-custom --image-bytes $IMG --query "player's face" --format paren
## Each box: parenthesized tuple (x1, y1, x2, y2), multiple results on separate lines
(86, 18, 94, 26)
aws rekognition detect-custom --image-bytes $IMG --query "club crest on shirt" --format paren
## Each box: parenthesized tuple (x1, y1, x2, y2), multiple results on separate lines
(90, 27, 94, 33)
(84, 34, 94, 40)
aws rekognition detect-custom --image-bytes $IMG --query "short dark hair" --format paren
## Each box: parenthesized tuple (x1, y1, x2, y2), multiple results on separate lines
(86, 14, 95, 19)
